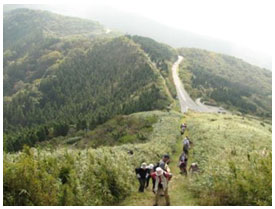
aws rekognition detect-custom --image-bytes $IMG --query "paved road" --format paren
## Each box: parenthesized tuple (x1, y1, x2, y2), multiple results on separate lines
(172, 56, 227, 113)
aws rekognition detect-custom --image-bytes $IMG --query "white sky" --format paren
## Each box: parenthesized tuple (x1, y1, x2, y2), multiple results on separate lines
(96, 0, 273, 56)
(2, 0, 274, 56)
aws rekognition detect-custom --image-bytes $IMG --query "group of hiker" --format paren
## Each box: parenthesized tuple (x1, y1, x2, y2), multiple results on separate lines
(135, 154, 172, 206)
(134, 122, 199, 206)
(178, 123, 199, 175)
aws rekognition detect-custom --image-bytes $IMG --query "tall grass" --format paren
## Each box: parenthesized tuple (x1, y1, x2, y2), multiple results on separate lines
(185, 112, 272, 206)
(3, 111, 182, 206)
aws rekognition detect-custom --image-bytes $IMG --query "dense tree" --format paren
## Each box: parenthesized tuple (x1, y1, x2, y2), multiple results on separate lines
(179, 48, 271, 117)
(3, 10, 174, 152)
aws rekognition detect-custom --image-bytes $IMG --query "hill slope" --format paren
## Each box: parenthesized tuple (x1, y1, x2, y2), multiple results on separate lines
(178, 48, 272, 117)
(3, 8, 105, 50)
(4, 36, 173, 152)
(3, 111, 182, 206)
(120, 111, 272, 206)
(3, 8, 107, 96)
(3, 9, 176, 152)
(3, 110, 271, 206)
(4, 4, 271, 69)
(3, 8, 272, 206)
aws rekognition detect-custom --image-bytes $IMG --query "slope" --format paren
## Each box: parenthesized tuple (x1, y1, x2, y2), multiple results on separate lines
(178, 48, 272, 118)
(3, 111, 182, 206)
(4, 4, 271, 69)
(4, 36, 172, 152)
(120, 111, 272, 206)
(3, 8, 105, 50)
(3, 8, 107, 96)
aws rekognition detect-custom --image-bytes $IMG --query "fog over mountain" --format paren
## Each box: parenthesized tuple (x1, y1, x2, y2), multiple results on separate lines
(4, 4, 271, 70)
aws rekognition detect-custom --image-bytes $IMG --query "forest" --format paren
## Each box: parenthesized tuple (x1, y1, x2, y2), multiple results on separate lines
(3, 9, 177, 152)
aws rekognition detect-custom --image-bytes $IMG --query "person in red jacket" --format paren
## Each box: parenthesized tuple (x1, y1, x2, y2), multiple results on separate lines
(151, 167, 172, 206)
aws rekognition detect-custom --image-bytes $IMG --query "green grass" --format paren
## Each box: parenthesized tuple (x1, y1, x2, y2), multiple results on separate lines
(4, 110, 182, 206)
(120, 114, 199, 206)
(120, 111, 272, 206)
(4, 110, 272, 205)
(38, 114, 159, 149)
(184, 111, 272, 206)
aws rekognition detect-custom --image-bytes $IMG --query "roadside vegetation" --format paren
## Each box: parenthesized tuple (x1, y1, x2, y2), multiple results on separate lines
(178, 48, 272, 118)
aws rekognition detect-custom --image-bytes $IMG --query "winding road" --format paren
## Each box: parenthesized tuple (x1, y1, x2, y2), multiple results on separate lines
(172, 56, 227, 113)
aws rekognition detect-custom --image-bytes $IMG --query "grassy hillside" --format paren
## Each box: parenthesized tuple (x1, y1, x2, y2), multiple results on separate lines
(3, 111, 182, 206)
(178, 48, 272, 118)
(120, 111, 272, 206)
(186, 111, 272, 205)
(36, 114, 159, 149)
(3, 109, 271, 206)
(3, 8, 272, 207)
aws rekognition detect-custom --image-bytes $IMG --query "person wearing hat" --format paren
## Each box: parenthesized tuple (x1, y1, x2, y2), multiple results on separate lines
(135, 162, 149, 192)
(151, 167, 172, 206)
(189, 162, 199, 174)
(145, 163, 155, 189)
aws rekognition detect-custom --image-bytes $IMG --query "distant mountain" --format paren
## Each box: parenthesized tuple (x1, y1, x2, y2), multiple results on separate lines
(4, 8, 105, 49)
(3, 9, 175, 152)
(3, 4, 272, 69)
(178, 48, 272, 117)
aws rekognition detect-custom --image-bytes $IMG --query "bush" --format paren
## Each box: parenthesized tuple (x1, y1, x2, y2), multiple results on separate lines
(189, 151, 271, 206)
(185, 112, 272, 206)
(3, 111, 181, 206)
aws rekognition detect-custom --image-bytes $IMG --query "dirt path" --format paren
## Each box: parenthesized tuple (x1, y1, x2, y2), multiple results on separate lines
(120, 117, 199, 206)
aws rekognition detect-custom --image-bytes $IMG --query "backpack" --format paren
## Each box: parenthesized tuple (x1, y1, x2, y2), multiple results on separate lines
(183, 139, 190, 147)
(180, 154, 186, 162)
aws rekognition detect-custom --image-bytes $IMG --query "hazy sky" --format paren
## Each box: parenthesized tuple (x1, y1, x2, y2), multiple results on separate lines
(4, 0, 273, 56)
(54, 0, 273, 57)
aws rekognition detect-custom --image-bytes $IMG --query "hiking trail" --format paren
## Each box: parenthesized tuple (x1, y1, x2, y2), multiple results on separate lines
(120, 128, 199, 206)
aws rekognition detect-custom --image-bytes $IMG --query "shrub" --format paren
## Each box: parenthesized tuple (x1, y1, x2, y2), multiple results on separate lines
(3, 111, 181, 206)
(185, 112, 272, 206)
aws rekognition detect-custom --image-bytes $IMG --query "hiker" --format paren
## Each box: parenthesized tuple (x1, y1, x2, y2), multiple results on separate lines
(183, 136, 192, 155)
(146, 164, 154, 189)
(135, 162, 149, 192)
(189, 163, 199, 174)
(178, 152, 188, 175)
(151, 167, 172, 206)
(180, 123, 187, 135)
(159, 154, 171, 172)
